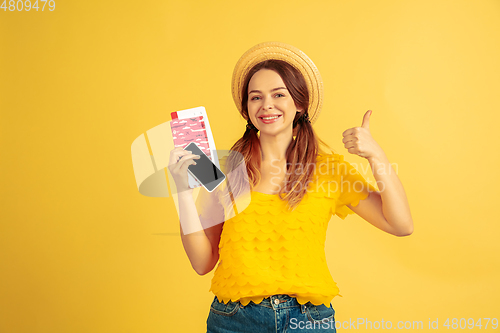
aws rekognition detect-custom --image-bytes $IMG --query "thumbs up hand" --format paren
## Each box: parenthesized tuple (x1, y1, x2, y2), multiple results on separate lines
(342, 110, 384, 161)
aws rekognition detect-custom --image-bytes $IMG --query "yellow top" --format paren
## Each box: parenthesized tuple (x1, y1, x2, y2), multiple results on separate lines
(197, 153, 378, 307)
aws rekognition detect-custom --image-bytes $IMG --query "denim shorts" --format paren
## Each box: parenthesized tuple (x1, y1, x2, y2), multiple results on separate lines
(206, 294, 336, 332)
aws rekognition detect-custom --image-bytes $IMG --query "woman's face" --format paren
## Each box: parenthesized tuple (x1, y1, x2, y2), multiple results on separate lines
(247, 69, 300, 136)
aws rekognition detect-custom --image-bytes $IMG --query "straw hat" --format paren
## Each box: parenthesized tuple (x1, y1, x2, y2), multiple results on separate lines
(231, 41, 323, 125)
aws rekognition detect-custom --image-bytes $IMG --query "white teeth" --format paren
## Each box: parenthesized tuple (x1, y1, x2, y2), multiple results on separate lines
(262, 116, 279, 120)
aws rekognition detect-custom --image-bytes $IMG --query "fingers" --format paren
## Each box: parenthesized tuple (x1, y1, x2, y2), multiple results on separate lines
(347, 146, 360, 155)
(342, 135, 357, 144)
(361, 110, 371, 129)
(342, 126, 365, 137)
(169, 147, 200, 166)
(167, 147, 202, 191)
(342, 127, 357, 137)
(173, 154, 201, 173)
(178, 153, 200, 164)
(178, 158, 196, 176)
(343, 132, 360, 150)
(344, 141, 358, 150)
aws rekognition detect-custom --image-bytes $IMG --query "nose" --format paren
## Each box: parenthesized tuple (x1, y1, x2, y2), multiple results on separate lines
(261, 95, 273, 110)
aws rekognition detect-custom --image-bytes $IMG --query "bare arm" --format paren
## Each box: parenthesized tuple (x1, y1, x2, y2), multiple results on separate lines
(347, 152, 413, 237)
(342, 110, 413, 237)
(168, 147, 224, 275)
(178, 190, 224, 275)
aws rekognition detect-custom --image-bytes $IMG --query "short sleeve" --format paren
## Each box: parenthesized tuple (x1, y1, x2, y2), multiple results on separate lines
(333, 154, 378, 220)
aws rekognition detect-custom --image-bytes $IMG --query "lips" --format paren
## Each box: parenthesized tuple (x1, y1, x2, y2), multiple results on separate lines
(258, 114, 282, 119)
(258, 114, 282, 124)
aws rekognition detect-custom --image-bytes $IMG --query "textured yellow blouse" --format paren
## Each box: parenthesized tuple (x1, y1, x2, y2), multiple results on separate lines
(196, 153, 378, 307)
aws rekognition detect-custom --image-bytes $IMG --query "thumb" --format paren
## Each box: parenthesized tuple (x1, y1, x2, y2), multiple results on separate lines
(361, 110, 372, 130)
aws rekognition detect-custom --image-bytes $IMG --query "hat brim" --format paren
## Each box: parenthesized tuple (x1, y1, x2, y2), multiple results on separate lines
(232, 41, 323, 125)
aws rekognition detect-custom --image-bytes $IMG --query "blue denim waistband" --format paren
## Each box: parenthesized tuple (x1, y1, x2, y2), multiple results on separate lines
(245, 294, 307, 313)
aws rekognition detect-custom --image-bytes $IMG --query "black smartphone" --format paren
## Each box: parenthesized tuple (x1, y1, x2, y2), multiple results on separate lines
(183, 142, 226, 192)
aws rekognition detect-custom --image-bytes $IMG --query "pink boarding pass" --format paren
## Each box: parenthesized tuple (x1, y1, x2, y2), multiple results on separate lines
(170, 116, 211, 159)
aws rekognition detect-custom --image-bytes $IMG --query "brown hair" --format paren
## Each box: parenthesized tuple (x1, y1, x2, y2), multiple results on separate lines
(221, 59, 335, 211)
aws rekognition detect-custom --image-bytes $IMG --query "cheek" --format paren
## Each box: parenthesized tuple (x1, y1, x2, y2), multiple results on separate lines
(247, 103, 256, 113)
(247, 107, 258, 120)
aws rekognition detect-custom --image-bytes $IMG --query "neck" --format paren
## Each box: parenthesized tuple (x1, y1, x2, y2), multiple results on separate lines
(258, 130, 293, 162)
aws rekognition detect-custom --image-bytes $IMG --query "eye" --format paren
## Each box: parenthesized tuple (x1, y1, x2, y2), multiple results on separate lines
(275, 93, 285, 98)
(250, 96, 261, 100)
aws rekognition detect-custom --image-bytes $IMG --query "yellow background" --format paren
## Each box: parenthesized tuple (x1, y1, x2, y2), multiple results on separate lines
(1, 0, 499, 332)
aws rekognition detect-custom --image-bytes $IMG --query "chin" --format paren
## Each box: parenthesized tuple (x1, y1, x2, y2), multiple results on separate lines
(260, 127, 292, 136)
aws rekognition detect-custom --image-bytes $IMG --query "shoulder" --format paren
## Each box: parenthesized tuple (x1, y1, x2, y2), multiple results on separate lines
(219, 155, 228, 174)
(315, 151, 362, 176)
(217, 153, 244, 174)
(316, 152, 343, 163)
(314, 152, 344, 176)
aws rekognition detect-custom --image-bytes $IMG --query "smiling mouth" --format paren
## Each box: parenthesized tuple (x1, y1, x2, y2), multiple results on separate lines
(259, 115, 282, 120)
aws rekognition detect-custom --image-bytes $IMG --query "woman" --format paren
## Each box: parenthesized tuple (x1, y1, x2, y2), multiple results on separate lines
(168, 42, 413, 332)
